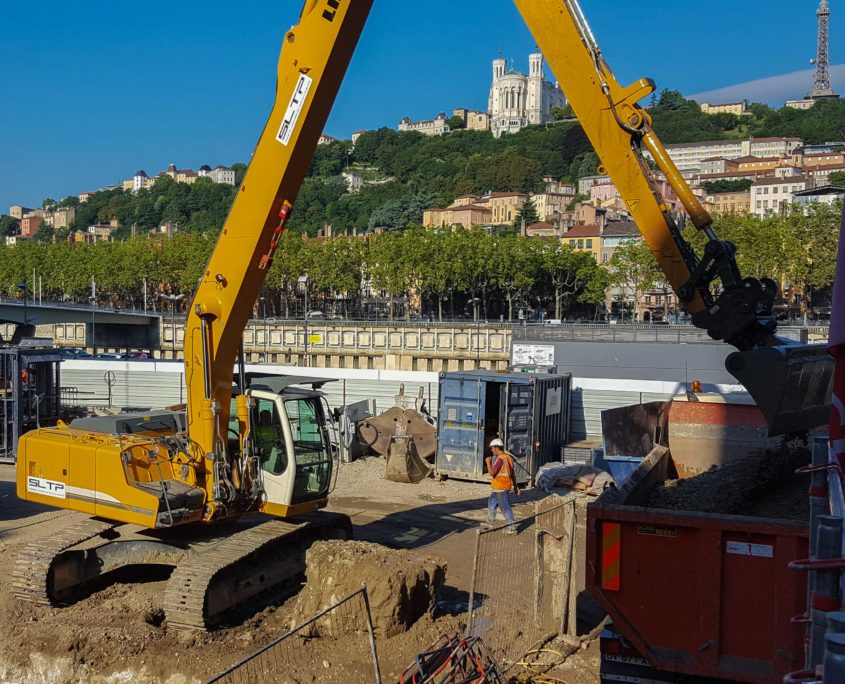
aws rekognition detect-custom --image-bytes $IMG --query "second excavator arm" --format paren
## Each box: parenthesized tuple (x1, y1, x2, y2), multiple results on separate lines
(514, 0, 832, 434)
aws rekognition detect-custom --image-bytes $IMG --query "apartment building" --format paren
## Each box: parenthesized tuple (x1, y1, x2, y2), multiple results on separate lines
(703, 191, 752, 215)
(662, 137, 803, 172)
(750, 176, 807, 217)
(20, 215, 42, 237)
(561, 224, 602, 261)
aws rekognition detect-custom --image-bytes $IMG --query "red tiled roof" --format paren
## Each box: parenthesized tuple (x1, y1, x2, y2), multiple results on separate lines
(563, 224, 602, 238)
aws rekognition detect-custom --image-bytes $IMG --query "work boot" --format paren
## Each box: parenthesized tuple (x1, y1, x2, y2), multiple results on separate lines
(505, 525, 518, 535)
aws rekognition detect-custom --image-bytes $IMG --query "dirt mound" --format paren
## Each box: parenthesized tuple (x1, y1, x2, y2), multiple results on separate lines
(293, 540, 446, 638)
(648, 440, 811, 518)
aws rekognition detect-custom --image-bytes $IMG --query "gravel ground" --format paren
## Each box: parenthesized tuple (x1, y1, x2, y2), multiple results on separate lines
(332, 455, 489, 504)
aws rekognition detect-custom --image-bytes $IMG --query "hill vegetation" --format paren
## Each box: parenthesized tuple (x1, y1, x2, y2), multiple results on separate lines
(1, 92, 843, 316)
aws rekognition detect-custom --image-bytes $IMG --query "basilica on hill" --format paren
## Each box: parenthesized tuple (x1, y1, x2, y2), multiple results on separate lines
(488, 50, 566, 138)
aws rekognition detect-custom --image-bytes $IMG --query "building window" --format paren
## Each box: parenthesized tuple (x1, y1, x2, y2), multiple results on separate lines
(577, 239, 584, 249)
(586, 239, 593, 248)
(756, 200, 762, 208)
(602, 253, 608, 263)
(569, 239, 576, 247)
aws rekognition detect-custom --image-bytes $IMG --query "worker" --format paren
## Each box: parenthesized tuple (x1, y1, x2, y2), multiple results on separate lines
(484, 438, 520, 532)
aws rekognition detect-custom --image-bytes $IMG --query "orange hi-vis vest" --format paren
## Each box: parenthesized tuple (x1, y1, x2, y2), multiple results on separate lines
(491, 452, 515, 491)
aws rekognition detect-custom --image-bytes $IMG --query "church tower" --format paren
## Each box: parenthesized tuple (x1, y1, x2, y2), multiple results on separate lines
(527, 51, 544, 124)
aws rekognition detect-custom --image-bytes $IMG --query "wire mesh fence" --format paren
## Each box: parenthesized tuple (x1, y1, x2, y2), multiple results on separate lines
(466, 498, 577, 671)
(208, 587, 381, 684)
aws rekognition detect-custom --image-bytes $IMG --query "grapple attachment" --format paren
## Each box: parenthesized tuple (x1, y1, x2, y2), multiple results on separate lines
(725, 343, 833, 436)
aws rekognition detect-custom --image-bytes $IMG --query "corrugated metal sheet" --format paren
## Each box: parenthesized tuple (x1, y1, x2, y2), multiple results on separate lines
(61, 362, 687, 441)
(60, 365, 438, 417)
(570, 388, 675, 439)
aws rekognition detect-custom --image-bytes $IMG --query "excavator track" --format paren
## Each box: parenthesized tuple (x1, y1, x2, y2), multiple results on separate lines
(163, 511, 352, 630)
(11, 516, 117, 605)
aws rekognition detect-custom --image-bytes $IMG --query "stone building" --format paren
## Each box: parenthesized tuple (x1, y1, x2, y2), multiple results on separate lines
(398, 113, 450, 136)
(488, 51, 565, 138)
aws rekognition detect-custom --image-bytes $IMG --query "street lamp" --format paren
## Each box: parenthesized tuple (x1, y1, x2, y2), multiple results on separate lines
(88, 294, 97, 354)
(160, 294, 185, 359)
(260, 295, 268, 362)
(16, 283, 28, 331)
(298, 275, 310, 367)
(467, 297, 482, 368)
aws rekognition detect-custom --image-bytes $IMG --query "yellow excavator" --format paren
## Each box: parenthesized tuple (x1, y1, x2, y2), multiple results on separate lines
(14, 0, 833, 628)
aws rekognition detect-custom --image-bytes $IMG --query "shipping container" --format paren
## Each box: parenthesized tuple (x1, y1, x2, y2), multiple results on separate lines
(435, 370, 571, 483)
(587, 446, 808, 683)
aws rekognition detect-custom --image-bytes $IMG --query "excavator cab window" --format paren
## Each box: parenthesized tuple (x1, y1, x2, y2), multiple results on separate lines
(250, 398, 289, 476)
(285, 397, 332, 501)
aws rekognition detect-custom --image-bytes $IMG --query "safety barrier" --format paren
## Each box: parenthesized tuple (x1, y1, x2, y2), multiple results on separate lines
(207, 587, 381, 684)
(788, 437, 845, 682)
(466, 498, 577, 671)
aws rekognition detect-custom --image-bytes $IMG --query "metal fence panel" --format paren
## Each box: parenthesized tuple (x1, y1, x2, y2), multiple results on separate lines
(208, 587, 381, 684)
(467, 499, 577, 670)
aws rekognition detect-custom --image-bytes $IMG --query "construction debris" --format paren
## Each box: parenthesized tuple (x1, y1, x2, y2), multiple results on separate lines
(400, 634, 507, 684)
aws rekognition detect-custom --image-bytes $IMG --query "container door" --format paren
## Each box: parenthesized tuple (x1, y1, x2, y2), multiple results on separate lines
(533, 376, 570, 473)
(437, 377, 485, 478)
(501, 381, 532, 484)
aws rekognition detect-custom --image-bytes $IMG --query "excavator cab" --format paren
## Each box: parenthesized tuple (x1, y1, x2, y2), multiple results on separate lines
(239, 378, 338, 510)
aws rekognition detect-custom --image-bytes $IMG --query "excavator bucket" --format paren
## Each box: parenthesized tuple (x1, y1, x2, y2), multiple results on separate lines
(725, 343, 834, 436)
(385, 435, 434, 484)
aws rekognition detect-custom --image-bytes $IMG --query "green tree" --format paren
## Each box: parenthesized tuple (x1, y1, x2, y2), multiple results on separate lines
(0, 215, 20, 237)
(33, 224, 55, 243)
(702, 179, 753, 194)
(829, 171, 845, 187)
(539, 240, 598, 318)
(491, 234, 538, 320)
(448, 115, 466, 130)
(367, 231, 409, 320)
(512, 198, 540, 231)
(608, 239, 660, 321)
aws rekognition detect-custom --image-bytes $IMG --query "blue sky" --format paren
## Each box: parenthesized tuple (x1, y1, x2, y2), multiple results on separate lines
(1, 1, 842, 212)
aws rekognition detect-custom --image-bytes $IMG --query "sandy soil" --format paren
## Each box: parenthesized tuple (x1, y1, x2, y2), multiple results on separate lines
(0, 460, 601, 683)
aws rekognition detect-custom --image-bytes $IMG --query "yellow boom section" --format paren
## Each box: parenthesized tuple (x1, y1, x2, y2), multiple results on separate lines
(513, 0, 708, 315)
(182, 1, 373, 510)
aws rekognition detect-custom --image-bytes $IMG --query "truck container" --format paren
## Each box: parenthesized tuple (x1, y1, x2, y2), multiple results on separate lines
(587, 444, 808, 683)
(435, 370, 571, 483)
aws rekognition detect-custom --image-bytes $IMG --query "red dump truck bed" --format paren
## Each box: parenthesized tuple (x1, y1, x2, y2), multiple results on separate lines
(587, 446, 808, 683)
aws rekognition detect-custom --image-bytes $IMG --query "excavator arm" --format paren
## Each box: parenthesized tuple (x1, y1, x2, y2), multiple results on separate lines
(514, 0, 832, 434)
(187, 0, 830, 519)
(182, 0, 374, 518)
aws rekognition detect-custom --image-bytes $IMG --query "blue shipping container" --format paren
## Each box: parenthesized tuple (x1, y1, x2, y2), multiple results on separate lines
(436, 370, 572, 483)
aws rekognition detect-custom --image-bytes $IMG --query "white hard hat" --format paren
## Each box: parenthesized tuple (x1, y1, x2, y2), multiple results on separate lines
(489, 438, 504, 448)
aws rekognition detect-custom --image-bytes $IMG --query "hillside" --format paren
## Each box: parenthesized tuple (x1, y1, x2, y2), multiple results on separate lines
(5, 92, 845, 241)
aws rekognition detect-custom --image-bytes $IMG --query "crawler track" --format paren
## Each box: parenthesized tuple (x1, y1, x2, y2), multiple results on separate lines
(163, 511, 352, 630)
(11, 517, 117, 605)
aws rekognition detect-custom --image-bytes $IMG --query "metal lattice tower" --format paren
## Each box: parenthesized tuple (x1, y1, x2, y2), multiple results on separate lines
(811, 0, 837, 98)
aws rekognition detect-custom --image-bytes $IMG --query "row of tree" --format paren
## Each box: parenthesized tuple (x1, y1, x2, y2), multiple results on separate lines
(1, 201, 841, 321)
